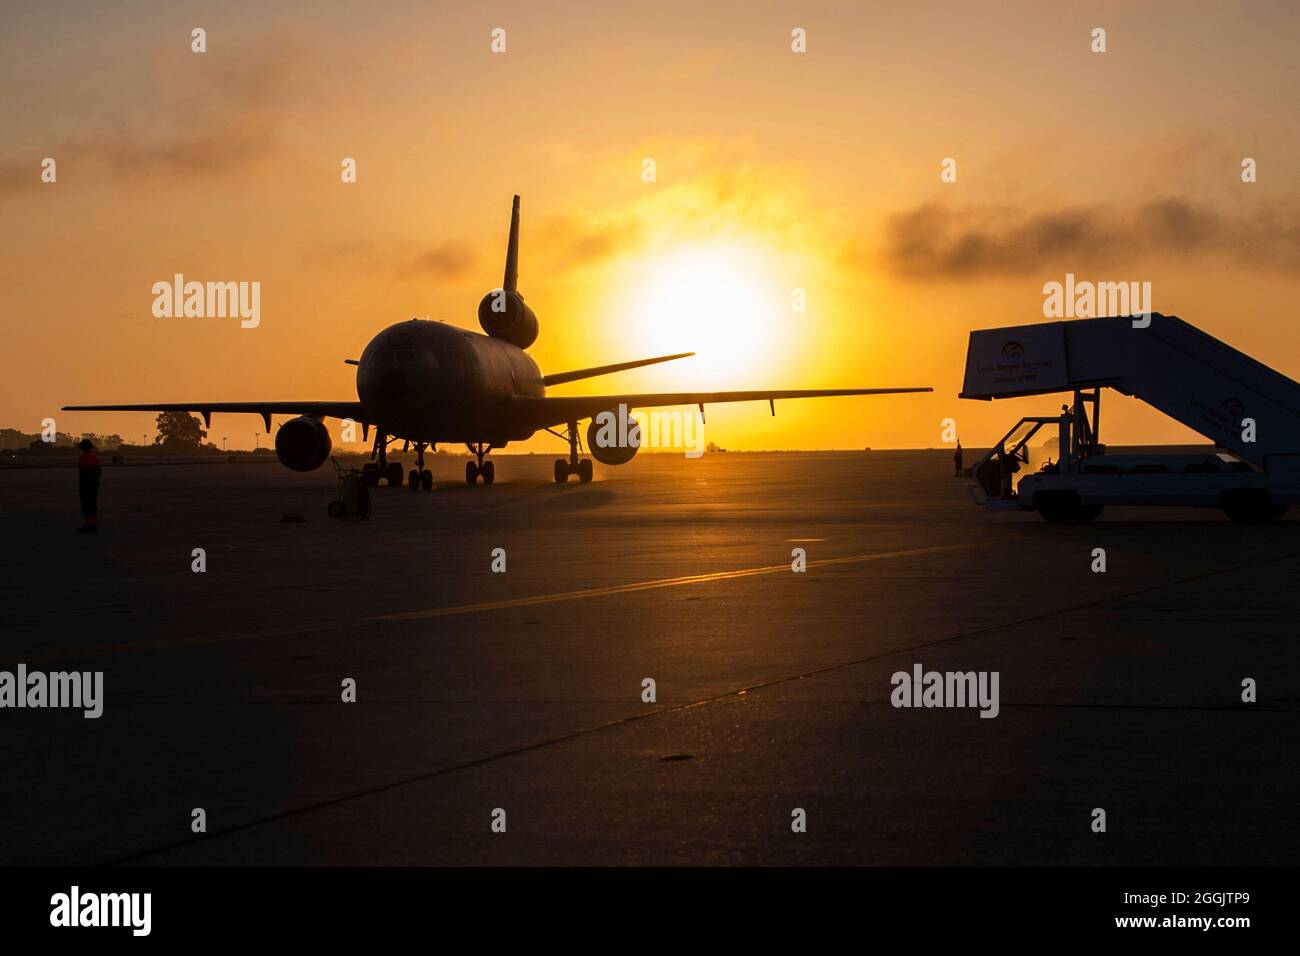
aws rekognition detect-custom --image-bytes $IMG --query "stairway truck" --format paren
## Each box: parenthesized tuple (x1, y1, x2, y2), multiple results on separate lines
(959, 314, 1300, 523)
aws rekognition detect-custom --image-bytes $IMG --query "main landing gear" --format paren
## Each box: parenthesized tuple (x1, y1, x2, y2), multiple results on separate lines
(359, 434, 507, 491)
(550, 420, 593, 484)
(465, 442, 495, 485)
(360, 432, 434, 490)
(361, 430, 407, 488)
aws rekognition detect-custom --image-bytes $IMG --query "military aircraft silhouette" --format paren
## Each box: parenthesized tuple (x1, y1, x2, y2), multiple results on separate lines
(67, 196, 931, 488)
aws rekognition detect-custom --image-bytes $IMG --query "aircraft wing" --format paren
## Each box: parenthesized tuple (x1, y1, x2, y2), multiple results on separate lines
(515, 387, 932, 429)
(62, 401, 368, 431)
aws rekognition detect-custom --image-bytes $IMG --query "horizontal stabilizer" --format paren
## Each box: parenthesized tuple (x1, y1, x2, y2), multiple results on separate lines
(542, 352, 695, 387)
(515, 386, 932, 429)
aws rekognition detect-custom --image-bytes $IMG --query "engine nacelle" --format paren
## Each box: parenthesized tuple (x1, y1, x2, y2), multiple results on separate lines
(478, 289, 539, 349)
(587, 411, 640, 466)
(275, 416, 332, 472)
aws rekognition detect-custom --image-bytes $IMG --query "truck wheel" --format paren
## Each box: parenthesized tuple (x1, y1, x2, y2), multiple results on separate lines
(1034, 492, 1079, 524)
(1222, 491, 1284, 524)
(1075, 504, 1104, 523)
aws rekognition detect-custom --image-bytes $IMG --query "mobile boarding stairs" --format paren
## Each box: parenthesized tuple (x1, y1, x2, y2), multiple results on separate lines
(961, 313, 1300, 523)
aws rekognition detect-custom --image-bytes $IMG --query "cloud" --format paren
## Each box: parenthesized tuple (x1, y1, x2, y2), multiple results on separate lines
(877, 197, 1300, 278)
(536, 213, 644, 267)
(91, 124, 276, 180)
(0, 37, 298, 193)
(532, 163, 822, 274)
(0, 124, 275, 192)
(396, 243, 477, 279)
(302, 238, 478, 282)
(0, 160, 31, 193)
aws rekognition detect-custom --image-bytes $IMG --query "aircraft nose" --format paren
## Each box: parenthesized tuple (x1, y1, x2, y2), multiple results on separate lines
(378, 369, 407, 400)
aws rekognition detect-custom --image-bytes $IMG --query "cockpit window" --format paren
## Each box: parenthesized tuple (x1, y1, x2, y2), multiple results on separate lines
(374, 347, 438, 367)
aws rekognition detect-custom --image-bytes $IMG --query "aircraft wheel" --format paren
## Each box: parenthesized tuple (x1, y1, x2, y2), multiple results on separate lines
(466, 461, 479, 485)
(386, 462, 404, 486)
(408, 469, 420, 491)
(577, 459, 593, 483)
(1075, 504, 1104, 523)
(481, 461, 495, 485)
(327, 501, 345, 518)
(554, 460, 569, 484)
(420, 469, 433, 491)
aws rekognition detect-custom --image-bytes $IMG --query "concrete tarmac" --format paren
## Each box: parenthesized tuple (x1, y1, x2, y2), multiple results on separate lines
(1, 451, 1296, 865)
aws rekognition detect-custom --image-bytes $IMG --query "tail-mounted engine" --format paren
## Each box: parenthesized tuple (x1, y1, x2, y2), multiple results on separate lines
(477, 194, 539, 350)
(275, 415, 332, 472)
(478, 289, 539, 349)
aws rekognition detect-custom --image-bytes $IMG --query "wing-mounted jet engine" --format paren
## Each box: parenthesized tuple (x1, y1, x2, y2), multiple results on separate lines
(275, 415, 332, 471)
(586, 414, 639, 466)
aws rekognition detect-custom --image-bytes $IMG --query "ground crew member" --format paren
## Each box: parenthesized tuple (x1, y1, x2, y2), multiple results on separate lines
(953, 440, 964, 477)
(76, 438, 102, 533)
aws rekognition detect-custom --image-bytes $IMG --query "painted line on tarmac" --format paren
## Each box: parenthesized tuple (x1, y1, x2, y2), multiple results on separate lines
(360, 544, 973, 624)
(21, 543, 971, 662)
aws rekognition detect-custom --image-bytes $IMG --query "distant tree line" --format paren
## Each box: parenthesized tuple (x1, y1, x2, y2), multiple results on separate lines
(2, 412, 223, 456)
(1, 428, 125, 453)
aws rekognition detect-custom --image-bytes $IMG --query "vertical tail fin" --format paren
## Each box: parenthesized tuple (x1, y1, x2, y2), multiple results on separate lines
(503, 194, 520, 293)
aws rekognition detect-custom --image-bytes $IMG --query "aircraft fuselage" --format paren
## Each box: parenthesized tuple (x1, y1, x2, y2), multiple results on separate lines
(356, 319, 542, 445)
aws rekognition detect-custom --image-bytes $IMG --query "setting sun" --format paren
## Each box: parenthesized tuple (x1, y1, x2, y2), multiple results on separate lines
(617, 242, 793, 383)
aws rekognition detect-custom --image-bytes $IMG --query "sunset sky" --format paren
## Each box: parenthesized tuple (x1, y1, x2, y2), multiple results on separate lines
(4, 0, 1300, 450)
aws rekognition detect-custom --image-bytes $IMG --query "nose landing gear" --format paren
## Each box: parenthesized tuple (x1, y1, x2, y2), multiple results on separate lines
(466, 443, 495, 484)
(405, 442, 434, 491)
